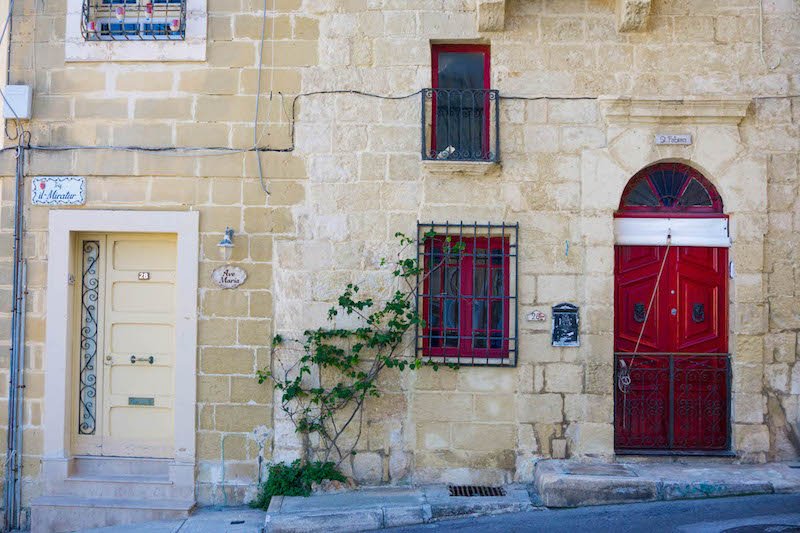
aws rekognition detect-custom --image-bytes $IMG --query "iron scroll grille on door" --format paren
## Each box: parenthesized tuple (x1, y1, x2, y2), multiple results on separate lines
(81, 0, 187, 41)
(415, 221, 518, 367)
(78, 240, 100, 435)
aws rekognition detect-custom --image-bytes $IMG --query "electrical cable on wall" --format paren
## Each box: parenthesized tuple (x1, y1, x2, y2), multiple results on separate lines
(252, 0, 276, 194)
(0, 90, 794, 159)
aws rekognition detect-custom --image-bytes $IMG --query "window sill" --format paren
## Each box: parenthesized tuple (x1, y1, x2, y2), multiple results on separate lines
(65, 0, 206, 62)
(422, 160, 501, 177)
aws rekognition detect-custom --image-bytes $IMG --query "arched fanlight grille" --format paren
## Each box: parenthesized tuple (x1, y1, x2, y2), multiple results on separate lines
(619, 163, 723, 214)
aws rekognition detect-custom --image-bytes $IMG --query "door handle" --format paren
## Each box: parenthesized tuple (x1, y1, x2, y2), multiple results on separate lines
(633, 303, 646, 323)
(130, 355, 154, 365)
(692, 303, 705, 323)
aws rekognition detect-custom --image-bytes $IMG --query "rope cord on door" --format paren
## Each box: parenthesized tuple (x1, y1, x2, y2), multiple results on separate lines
(617, 231, 672, 403)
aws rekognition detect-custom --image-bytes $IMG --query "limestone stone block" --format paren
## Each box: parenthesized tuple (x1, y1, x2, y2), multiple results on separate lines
(545, 363, 584, 393)
(537, 275, 578, 303)
(616, 0, 651, 32)
(735, 424, 770, 453)
(768, 153, 798, 184)
(412, 393, 473, 422)
(388, 451, 411, 481)
(733, 393, 766, 424)
(735, 274, 765, 304)
(733, 364, 764, 394)
(516, 394, 564, 424)
(770, 297, 800, 331)
(230, 376, 271, 404)
(523, 125, 560, 153)
(517, 423, 539, 452)
(737, 334, 765, 364)
(201, 347, 255, 375)
(50, 69, 106, 94)
(551, 438, 567, 459)
(198, 375, 231, 404)
(519, 334, 561, 363)
(736, 303, 768, 335)
(452, 423, 515, 451)
(477, 0, 506, 32)
(198, 318, 237, 346)
(475, 395, 515, 422)
(564, 394, 613, 423)
(765, 363, 790, 392)
(457, 368, 516, 393)
(765, 332, 797, 364)
(565, 422, 613, 455)
(215, 405, 269, 433)
(352, 452, 383, 484)
(534, 365, 545, 393)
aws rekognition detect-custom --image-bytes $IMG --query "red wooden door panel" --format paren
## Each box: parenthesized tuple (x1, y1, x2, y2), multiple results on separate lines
(614, 246, 667, 353)
(674, 247, 728, 353)
(615, 244, 729, 452)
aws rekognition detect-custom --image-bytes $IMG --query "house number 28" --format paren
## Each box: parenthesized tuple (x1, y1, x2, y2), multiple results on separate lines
(138, 272, 150, 280)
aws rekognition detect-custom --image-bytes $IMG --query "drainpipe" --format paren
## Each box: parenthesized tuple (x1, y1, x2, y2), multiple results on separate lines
(4, 144, 26, 531)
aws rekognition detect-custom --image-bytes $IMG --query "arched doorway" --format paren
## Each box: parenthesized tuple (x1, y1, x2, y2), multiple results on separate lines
(613, 163, 731, 453)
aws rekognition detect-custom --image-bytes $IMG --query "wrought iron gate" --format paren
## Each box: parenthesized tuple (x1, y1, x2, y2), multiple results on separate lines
(614, 353, 731, 452)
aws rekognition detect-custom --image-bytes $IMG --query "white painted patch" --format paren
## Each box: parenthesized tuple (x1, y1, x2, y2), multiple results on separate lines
(615, 217, 731, 247)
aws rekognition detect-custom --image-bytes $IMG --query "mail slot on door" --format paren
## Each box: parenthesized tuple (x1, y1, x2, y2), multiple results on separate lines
(128, 397, 155, 406)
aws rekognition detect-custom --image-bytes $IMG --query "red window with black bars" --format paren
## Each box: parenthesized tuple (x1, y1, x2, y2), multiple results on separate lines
(416, 222, 518, 366)
(423, 44, 499, 162)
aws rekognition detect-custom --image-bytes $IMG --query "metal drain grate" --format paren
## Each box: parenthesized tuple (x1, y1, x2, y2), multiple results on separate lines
(448, 485, 506, 497)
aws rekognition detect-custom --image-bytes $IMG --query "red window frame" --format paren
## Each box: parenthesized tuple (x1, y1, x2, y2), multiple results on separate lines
(430, 44, 491, 159)
(420, 235, 510, 359)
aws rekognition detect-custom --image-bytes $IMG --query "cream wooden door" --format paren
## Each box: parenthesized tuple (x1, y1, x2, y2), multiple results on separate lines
(72, 233, 177, 458)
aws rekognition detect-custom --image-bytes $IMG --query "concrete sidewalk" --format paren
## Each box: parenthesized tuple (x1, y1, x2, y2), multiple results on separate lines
(76, 461, 800, 533)
(265, 485, 535, 532)
(535, 460, 800, 507)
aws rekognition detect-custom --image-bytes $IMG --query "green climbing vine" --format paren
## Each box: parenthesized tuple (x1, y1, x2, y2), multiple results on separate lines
(258, 231, 461, 465)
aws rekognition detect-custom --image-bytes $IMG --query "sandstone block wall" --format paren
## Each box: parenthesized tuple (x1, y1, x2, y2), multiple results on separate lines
(0, 0, 796, 508)
(0, 0, 315, 506)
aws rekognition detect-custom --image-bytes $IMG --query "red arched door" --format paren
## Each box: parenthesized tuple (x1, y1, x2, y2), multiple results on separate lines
(614, 163, 730, 452)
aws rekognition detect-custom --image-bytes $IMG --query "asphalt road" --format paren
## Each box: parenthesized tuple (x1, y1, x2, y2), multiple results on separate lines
(389, 494, 800, 533)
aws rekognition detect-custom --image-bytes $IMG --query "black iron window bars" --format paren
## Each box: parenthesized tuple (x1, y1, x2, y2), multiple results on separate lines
(82, 0, 186, 41)
(421, 89, 500, 163)
(416, 221, 518, 367)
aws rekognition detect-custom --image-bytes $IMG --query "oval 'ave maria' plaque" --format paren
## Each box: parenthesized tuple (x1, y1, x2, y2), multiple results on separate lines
(212, 265, 247, 289)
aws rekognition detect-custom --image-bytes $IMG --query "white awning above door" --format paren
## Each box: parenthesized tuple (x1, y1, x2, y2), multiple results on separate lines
(614, 217, 731, 247)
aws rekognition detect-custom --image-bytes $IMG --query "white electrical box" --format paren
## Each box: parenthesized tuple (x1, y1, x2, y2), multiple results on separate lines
(3, 85, 32, 120)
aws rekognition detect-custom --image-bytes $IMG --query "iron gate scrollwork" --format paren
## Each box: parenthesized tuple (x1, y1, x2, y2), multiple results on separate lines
(614, 353, 730, 452)
(78, 241, 100, 435)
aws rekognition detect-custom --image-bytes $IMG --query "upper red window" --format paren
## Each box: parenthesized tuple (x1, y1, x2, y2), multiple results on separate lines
(617, 162, 723, 216)
(429, 44, 493, 161)
(432, 44, 490, 91)
(417, 222, 518, 364)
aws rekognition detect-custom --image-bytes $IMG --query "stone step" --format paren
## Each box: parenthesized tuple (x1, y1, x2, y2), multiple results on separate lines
(31, 495, 194, 533)
(70, 455, 171, 477)
(50, 473, 194, 500)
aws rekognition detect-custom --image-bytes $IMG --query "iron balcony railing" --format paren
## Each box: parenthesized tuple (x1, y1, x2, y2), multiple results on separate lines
(81, 0, 187, 41)
(421, 88, 500, 163)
